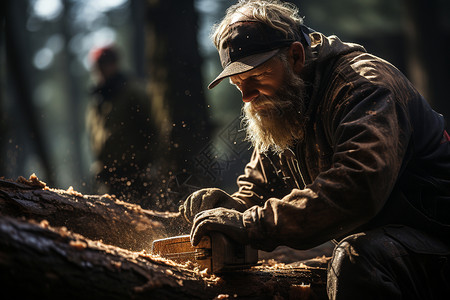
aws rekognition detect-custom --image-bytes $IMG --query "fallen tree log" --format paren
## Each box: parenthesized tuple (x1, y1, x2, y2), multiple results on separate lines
(0, 216, 327, 300)
(0, 175, 188, 251)
(0, 175, 328, 299)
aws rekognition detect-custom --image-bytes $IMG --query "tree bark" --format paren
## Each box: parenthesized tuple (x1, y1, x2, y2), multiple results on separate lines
(0, 176, 327, 299)
(0, 176, 187, 251)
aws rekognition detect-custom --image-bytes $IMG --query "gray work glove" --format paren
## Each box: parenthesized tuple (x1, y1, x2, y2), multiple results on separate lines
(190, 207, 249, 246)
(179, 188, 246, 223)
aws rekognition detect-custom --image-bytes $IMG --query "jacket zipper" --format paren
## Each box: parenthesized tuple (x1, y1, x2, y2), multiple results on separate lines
(295, 143, 309, 188)
(286, 147, 307, 189)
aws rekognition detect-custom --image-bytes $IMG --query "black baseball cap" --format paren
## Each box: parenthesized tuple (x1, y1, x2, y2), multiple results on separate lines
(208, 20, 311, 89)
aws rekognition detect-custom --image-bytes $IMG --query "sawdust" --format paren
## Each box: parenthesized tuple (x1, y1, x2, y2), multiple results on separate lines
(165, 269, 173, 275)
(138, 250, 198, 270)
(138, 250, 223, 284)
(69, 240, 88, 250)
(257, 259, 294, 270)
(65, 186, 84, 197)
(39, 219, 50, 228)
(18, 174, 87, 198)
(17, 173, 48, 189)
(110, 260, 122, 269)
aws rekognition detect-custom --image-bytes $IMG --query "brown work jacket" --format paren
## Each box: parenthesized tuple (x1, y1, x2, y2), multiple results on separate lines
(231, 33, 450, 251)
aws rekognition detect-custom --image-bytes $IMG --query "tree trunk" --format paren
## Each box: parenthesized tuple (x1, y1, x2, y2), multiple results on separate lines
(403, 0, 450, 123)
(4, 0, 55, 185)
(145, 0, 212, 212)
(0, 176, 327, 299)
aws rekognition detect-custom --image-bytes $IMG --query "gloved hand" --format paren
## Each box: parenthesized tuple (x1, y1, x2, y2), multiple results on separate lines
(179, 188, 246, 223)
(190, 207, 249, 246)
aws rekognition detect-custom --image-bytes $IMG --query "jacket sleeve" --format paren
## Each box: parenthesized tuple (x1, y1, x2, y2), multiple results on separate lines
(240, 68, 413, 251)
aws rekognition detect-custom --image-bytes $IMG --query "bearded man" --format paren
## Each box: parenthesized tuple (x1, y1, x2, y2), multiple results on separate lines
(180, 0, 450, 298)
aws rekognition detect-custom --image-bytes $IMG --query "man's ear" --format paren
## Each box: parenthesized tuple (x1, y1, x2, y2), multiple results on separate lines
(288, 42, 305, 73)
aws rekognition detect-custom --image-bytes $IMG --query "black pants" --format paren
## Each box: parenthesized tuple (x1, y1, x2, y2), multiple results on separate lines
(327, 225, 450, 299)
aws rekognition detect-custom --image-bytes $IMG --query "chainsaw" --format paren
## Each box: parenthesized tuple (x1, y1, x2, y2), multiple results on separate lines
(151, 232, 258, 273)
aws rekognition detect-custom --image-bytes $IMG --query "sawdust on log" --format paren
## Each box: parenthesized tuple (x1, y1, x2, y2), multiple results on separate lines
(138, 250, 224, 285)
(17, 173, 48, 189)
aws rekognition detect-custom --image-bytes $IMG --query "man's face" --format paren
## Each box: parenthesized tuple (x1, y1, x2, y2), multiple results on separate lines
(230, 54, 307, 154)
(230, 56, 286, 103)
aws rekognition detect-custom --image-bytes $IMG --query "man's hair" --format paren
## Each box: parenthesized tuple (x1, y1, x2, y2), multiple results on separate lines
(211, 0, 305, 50)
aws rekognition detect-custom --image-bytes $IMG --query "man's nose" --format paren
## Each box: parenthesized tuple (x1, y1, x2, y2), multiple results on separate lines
(241, 83, 259, 103)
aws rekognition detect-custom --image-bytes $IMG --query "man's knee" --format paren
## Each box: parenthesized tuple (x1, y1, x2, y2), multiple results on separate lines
(328, 233, 367, 275)
(329, 229, 399, 269)
(327, 227, 450, 299)
(327, 229, 405, 299)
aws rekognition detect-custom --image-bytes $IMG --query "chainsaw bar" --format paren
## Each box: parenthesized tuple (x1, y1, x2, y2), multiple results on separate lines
(151, 233, 258, 273)
(151, 234, 213, 271)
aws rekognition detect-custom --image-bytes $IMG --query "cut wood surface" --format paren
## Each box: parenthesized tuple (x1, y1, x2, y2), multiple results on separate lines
(0, 175, 328, 300)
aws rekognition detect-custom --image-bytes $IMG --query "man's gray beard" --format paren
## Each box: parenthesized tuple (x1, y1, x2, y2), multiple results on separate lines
(242, 67, 307, 155)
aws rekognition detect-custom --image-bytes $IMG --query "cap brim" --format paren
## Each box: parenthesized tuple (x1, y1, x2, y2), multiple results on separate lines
(208, 49, 280, 89)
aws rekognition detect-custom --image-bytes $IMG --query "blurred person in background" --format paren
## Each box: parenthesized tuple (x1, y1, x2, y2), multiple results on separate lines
(86, 45, 159, 208)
